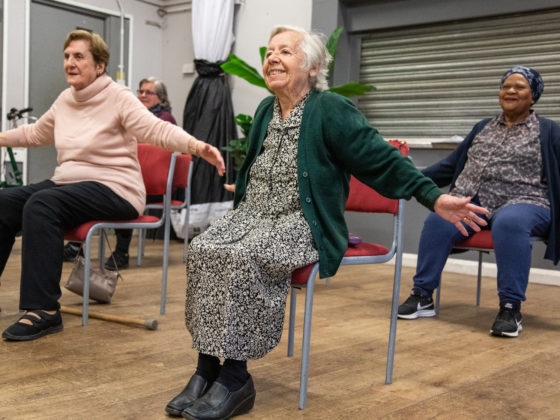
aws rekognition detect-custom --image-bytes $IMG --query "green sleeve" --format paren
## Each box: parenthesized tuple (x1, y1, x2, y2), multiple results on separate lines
(320, 92, 442, 210)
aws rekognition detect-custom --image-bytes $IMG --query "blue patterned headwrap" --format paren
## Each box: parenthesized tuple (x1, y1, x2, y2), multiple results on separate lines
(500, 66, 544, 103)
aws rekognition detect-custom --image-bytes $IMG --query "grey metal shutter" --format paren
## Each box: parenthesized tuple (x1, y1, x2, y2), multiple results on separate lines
(358, 8, 560, 141)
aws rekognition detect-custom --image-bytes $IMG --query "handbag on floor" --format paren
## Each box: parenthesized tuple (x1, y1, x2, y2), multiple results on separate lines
(64, 234, 122, 304)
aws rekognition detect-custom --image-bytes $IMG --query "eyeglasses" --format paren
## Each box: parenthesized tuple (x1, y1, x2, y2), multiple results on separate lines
(137, 89, 157, 96)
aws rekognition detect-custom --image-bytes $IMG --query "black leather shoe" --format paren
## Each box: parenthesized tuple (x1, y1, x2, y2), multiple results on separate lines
(166, 374, 210, 417)
(104, 251, 129, 271)
(181, 376, 256, 420)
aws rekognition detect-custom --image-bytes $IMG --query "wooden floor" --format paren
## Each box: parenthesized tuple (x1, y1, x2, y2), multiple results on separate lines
(1, 237, 559, 419)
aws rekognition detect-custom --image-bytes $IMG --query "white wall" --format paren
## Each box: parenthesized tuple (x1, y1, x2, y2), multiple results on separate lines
(2, 0, 314, 132)
(228, 0, 313, 120)
(2, 0, 194, 128)
(162, 10, 195, 128)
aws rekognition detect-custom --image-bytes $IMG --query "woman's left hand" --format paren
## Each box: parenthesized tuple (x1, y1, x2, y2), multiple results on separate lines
(434, 194, 489, 236)
(199, 143, 226, 176)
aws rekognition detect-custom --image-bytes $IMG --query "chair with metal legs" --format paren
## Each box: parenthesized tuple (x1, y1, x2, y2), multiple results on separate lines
(138, 153, 193, 264)
(64, 144, 177, 324)
(435, 230, 546, 313)
(287, 140, 408, 409)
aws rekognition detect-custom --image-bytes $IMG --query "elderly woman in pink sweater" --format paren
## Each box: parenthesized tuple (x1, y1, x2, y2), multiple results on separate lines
(0, 30, 225, 342)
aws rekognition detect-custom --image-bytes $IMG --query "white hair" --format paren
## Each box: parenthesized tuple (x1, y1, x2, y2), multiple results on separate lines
(269, 25, 332, 91)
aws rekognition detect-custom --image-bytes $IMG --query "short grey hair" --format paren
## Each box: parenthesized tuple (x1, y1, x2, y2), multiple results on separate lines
(139, 77, 172, 110)
(269, 25, 332, 91)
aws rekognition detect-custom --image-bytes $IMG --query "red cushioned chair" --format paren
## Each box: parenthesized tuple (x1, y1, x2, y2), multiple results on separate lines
(287, 140, 408, 409)
(64, 144, 177, 325)
(435, 230, 546, 313)
(138, 153, 192, 265)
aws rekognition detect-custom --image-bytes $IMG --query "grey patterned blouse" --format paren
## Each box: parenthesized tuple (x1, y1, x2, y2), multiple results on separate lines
(452, 112, 549, 216)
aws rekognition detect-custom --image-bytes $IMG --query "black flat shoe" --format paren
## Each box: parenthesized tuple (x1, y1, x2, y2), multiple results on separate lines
(166, 374, 210, 417)
(104, 251, 129, 271)
(181, 375, 256, 420)
(2, 310, 63, 341)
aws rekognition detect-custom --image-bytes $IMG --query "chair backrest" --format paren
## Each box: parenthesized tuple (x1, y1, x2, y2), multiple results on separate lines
(137, 144, 175, 196)
(172, 154, 192, 191)
(345, 140, 409, 215)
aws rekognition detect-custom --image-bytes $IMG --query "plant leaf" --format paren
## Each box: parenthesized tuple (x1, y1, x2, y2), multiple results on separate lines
(259, 46, 267, 65)
(326, 26, 343, 58)
(328, 82, 375, 98)
(221, 54, 269, 91)
(326, 26, 343, 77)
(234, 113, 254, 137)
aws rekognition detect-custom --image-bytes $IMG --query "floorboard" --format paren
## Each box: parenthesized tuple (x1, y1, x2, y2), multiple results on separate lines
(1, 237, 559, 419)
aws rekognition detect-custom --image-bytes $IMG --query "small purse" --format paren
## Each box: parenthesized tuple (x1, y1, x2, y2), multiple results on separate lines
(64, 234, 122, 304)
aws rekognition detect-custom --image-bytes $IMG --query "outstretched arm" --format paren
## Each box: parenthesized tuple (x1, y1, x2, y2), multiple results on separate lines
(434, 194, 488, 236)
(195, 142, 226, 176)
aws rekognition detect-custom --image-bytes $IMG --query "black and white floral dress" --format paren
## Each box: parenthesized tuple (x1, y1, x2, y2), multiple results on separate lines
(185, 95, 319, 360)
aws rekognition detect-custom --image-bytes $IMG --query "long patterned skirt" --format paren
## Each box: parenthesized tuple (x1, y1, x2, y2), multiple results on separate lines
(185, 206, 318, 360)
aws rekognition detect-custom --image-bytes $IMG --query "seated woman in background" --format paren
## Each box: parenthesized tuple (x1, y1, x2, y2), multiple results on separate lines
(165, 25, 487, 420)
(0, 29, 224, 342)
(63, 76, 179, 270)
(398, 66, 560, 338)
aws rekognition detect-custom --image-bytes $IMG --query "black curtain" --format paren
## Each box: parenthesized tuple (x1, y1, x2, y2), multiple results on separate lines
(183, 59, 236, 205)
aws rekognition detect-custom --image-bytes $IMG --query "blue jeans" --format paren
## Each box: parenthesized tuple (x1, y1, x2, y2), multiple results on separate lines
(413, 203, 551, 304)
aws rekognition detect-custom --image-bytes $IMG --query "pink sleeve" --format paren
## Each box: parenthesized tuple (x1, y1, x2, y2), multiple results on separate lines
(2, 106, 55, 147)
(117, 89, 199, 155)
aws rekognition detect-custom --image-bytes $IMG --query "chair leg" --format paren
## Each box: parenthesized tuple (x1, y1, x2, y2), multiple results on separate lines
(435, 284, 441, 314)
(183, 208, 190, 264)
(160, 214, 171, 315)
(299, 275, 316, 410)
(287, 286, 297, 357)
(385, 256, 402, 385)
(82, 233, 95, 326)
(98, 231, 105, 267)
(476, 251, 483, 306)
(137, 228, 145, 267)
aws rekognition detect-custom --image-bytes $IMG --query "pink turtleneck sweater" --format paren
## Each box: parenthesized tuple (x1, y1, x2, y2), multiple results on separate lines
(0, 75, 202, 214)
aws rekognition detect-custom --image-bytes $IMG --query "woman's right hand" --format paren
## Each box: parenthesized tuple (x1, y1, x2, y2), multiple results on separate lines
(433, 194, 488, 236)
(224, 184, 235, 193)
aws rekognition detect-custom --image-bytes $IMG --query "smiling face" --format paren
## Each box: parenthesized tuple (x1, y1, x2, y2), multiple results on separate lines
(137, 81, 160, 109)
(499, 73, 534, 123)
(263, 30, 316, 101)
(64, 39, 104, 91)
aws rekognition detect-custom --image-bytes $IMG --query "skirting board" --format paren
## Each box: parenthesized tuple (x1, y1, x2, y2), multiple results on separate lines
(388, 253, 560, 287)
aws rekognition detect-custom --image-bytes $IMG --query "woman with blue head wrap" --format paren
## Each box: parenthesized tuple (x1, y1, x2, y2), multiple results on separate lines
(399, 65, 560, 339)
(501, 65, 544, 103)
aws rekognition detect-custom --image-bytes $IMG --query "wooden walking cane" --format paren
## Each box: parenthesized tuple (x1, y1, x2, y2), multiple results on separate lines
(60, 306, 158, 330)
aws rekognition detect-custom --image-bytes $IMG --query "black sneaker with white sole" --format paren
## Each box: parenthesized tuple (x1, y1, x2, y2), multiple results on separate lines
(490, 302, 522, 337)
(398, 290, 436, 319)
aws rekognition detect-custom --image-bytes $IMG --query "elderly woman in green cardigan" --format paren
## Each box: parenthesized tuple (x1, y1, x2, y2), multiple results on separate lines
(166, 25, 488, 420)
